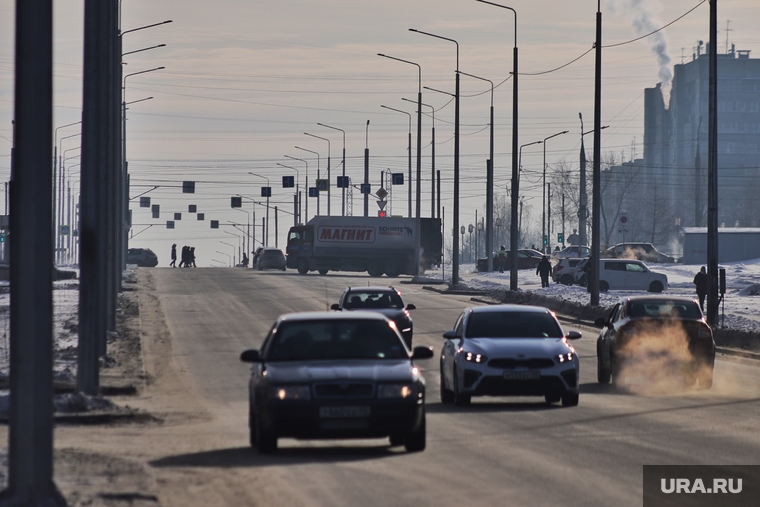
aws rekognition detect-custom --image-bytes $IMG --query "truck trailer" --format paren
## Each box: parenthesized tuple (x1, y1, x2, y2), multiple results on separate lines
(286, 216, 442, 277)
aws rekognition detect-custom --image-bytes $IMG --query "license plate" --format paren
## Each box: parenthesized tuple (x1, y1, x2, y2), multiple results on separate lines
(319, 406, 371, 418)
(503, 371, 540, 380)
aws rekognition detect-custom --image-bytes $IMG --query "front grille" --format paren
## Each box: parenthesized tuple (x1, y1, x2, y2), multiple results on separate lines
(313, 383, 374, 399)
(488, 358, 555, 369)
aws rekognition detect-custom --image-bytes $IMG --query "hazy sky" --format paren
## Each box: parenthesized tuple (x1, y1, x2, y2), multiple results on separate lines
(1, 0, 758, 265)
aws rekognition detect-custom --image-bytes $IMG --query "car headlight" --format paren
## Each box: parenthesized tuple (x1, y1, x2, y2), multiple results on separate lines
(377, 384, 418, 399)
(556, 352, 575, 363)
(268, 385, 311, 401)
(464, 351, 487, 363)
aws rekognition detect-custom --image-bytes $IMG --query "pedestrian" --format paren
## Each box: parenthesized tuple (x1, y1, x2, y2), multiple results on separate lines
(178, 246, 186, 267)
(496, 245, 507, 273)
(693, 266, 707, 311)
(242, 252, 249, 267)
(170, 244, 177, 268)
(190, 247, 197, 268)
(536, 255, 552, 288)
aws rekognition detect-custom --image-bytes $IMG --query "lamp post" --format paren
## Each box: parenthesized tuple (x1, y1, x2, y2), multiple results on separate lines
(380, 104, 412, 218)
(317, 123, 346, 216)
(378, 54, 422, 218)
(248, 172, 270, 246)
(277, 162, 301, 226)
(215, 250, 232, 267)
(295, 145, 320, 216)
(402, 97, 436, 218)
(475, 0, 519, 290)
(220, 241, 236, 267)
(304, 132, 331, 216)
(579, 118, 609, 247)
(460, 71, 495, 271)
(542, 130, 568, 254)
(365, 120, 370, 217)
(410, 28, 459, 284)
(223, 231, 242, 265)
(285, 154, 308, 222)
(233, 209, 251, 257)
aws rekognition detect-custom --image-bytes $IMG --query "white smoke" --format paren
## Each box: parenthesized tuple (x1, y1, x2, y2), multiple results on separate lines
(607, 0, 673, 103)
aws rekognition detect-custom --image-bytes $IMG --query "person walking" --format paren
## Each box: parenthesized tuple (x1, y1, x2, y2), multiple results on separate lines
(536, 255, 552, 288)
(190, 247, 197, 268)
(693, 266, 707, 311)
(170, 244, 177, 268)
(496, 246, 507, 273)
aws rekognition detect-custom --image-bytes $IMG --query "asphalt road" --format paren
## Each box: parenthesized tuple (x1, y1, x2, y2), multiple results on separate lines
(145, 267, 760, 507)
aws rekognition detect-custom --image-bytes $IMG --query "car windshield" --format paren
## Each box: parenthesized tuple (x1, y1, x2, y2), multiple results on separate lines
(466, 312, 564, 338)
(266, 319, 408, 361)
(343, 291, 404, 309)
(629, 300, 702, 319)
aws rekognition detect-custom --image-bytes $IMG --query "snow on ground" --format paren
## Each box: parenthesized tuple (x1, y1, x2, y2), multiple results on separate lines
(424, 258, 760, 334)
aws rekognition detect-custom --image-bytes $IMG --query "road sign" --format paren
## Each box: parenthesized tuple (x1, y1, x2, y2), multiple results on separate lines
(261, 187, 272, 198)
(188, 204, 197, 213)
(392, 173, 404, 185)
(166, 221, 175, 229)
(210, 220, 219, 229)
(377, 200, 387, 210)
(197, 213, 205, 221)
(59, 225, 70, 236)
(316, 179, 328, 191)
(282, 176, 294, 188)
(378, 210, 387, 218)
(231, 196, 242, 208)
(151, 204, 160, 218)
(182, 181, 195, 193)
(139, 197, 150, 208)
(309, 187, 319, 197)
(620, 214, 628, 224)
(360, 184, 371, 194)
(337, 176, 349, 188)
(174, 213, 182, 220)
(376, 187, 388, 200)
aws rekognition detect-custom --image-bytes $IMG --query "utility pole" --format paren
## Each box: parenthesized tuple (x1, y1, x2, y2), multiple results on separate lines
(694, 116, 703, 227)
(590, 0, 603, 306)
(706, 0, 719, 325)
(364, 121, 370, 217)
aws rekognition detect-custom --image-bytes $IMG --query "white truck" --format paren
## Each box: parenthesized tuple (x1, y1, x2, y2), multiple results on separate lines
(286, 216, 442, 277)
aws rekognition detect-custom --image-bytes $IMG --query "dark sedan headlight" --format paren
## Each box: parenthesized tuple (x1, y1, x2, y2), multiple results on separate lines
(268, 385, 311, 401)
(377, 384, 419, 399)
(464, 351, 487, 363)
(556, 352, 575, 364)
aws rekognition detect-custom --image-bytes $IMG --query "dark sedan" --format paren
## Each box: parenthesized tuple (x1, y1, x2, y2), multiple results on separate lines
(596, 296, 715, 389)
(126, 248, 158, 267)
(331, 286, 415, 348)
(477, 249, 543, 272)
(240, 312, 434, 454)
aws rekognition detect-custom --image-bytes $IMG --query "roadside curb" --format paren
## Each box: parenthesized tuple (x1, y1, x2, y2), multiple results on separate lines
(0, 410, 158, 426)
(422, 285, 491, 296)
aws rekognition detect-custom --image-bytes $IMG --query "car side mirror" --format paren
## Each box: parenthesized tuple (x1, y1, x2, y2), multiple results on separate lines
(411, 346, 434, 360)
(443, 330, 457, 339)
(406, 304, 416, 311)
(594, 317, 606, 328)
(566, 330, 582, 340)
(330, 303, 340, 311)
(240, 349, 260, 363)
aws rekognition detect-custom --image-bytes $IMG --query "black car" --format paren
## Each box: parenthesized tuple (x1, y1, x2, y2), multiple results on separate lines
(331, 286, 415, 347)
(595, 296, 715, 388)
(255, 247, 286, 271)
(126, 248, 158, 267)
(240, 312, 434, 454)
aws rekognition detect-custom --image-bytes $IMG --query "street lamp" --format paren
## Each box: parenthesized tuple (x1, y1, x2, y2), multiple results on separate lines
(579, 116, 609, 247)
(220, 241, 236, 267)
(285, 154, 308, 222)
(215, 250, 232, 267)
(295, 145, 320, 216)
(402, 97, 436, 218)
(380, 104, 412, 218)
(277, 162, 301, 226)
(542, 130, 569, 253)
(233, 209, 251, 257)
(224, 230, 242, 264)
(410, 28, 460, 284)
(460, 70, 496, 272)
(248, 172, 270, 246)
(364, 120, 370, 217)
(304, 132, 331, 216)
(317, 123, 346, 216)
(475, 0, 519, 290)
(378, 54, 423, 218)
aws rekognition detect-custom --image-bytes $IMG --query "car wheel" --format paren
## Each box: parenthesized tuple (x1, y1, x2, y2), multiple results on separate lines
(544, 394, 561, 404)
(561, 392, 579, 407)
(599, 280, 610, 292)
(440, 364, 454, 403)
(318, 269, 328, 275)
(403, 410, 426, 453)
(296, 258, 309, 275)
(610, 356, 623, 386)
(453, 370, 471, 407)
(597, 344, 611, 384)
(255, 413, 278, 454)
(384, 260, 401, 278)
(560, 275, 574, 285)
(367, 260, 383, 277)
(648, 281, 664, 293)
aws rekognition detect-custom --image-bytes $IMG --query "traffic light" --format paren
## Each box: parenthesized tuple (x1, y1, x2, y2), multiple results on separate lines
(558, 233, 564, 244)
(0, 232, 5, 243)
(543, 235, 548, 245)
(377, 210, 387, 218)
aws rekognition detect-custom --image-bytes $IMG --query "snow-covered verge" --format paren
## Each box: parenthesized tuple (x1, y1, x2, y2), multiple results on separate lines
(423, 258, 760, 348)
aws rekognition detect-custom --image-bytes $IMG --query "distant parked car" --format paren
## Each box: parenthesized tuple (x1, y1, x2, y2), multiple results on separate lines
(602, 242, 676, 263)
(552, 257, 586, 285)
(554, 245, 591, 259)
(477, 249, 543, 272)
(596, 259, 668, 293)
(255, 248, 286, 271)
(126, 248, 158, 267)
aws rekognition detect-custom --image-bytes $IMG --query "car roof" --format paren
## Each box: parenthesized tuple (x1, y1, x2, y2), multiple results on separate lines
(467, 304, 552, 315)
(345, 286, 399, 294)
(618, 295, 697, 304)
(278, 311, 391, 323)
